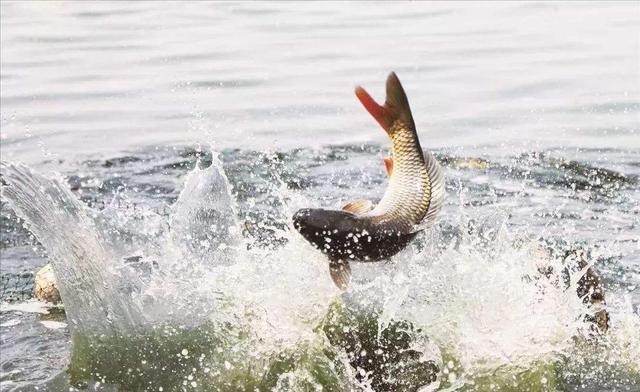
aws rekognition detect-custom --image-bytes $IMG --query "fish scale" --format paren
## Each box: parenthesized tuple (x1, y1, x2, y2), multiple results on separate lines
(366, 120, 433, 232)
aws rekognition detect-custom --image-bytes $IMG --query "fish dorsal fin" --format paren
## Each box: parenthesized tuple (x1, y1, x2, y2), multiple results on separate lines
(383, 157, 393, 176)
(419, 152, 445, 228)
(342, 199, 374, 215)
(329, 259, 351, 290)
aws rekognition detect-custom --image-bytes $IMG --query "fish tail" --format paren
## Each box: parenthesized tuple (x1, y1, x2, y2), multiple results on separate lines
(355, 72, 416, 134)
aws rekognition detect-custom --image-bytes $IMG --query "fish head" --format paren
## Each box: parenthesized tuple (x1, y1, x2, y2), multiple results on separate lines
(292, 207, 417, 262)
(292, 208, 363, 255)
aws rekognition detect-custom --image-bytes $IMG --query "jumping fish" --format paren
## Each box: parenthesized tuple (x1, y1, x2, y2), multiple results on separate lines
(292, 72, 444, 289)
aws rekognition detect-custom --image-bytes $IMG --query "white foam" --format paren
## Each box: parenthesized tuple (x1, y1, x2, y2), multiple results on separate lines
(40, 320, 67, 330)
(0, 319, 22, 327)
(0, 300, 52, 315)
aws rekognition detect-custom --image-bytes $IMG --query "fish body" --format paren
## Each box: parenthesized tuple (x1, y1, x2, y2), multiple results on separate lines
(293, 72, 444, 289)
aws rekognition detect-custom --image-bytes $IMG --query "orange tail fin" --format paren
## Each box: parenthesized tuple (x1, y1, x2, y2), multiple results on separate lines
(355, 72, 416, 134)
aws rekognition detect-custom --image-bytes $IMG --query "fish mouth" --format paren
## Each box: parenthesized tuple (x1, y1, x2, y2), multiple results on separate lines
(292, 208, 312, 235)
(292, 208, 330, 254)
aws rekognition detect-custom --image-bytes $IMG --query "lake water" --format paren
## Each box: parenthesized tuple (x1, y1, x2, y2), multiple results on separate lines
(1, 2, 639, 391)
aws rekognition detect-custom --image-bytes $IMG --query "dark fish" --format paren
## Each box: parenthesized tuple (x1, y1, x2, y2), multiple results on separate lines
(293, 72, 444, 289)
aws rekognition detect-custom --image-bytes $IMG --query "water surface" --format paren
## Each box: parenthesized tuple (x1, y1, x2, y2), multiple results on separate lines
(1, 2, 639, 391)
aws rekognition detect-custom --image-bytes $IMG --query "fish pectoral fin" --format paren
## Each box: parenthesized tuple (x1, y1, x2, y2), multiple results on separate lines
(329, 260, 351, 290)
(383, 157, 393, 177)
(342, 199, 374, 215)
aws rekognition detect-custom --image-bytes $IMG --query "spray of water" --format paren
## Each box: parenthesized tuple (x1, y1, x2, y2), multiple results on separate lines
(1, 153, 638, 390)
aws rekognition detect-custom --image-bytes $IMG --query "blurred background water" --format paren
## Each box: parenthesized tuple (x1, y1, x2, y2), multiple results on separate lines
(1, 1, 638, 162)
(1, 2, 639, 391)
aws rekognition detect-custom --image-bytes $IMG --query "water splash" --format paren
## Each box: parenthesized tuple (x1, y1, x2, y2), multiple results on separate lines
(0, 155, 337, 343)
(169, 153, 240, 264)
(0, 162, 143, 334)
(1, 151, 639, 390)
